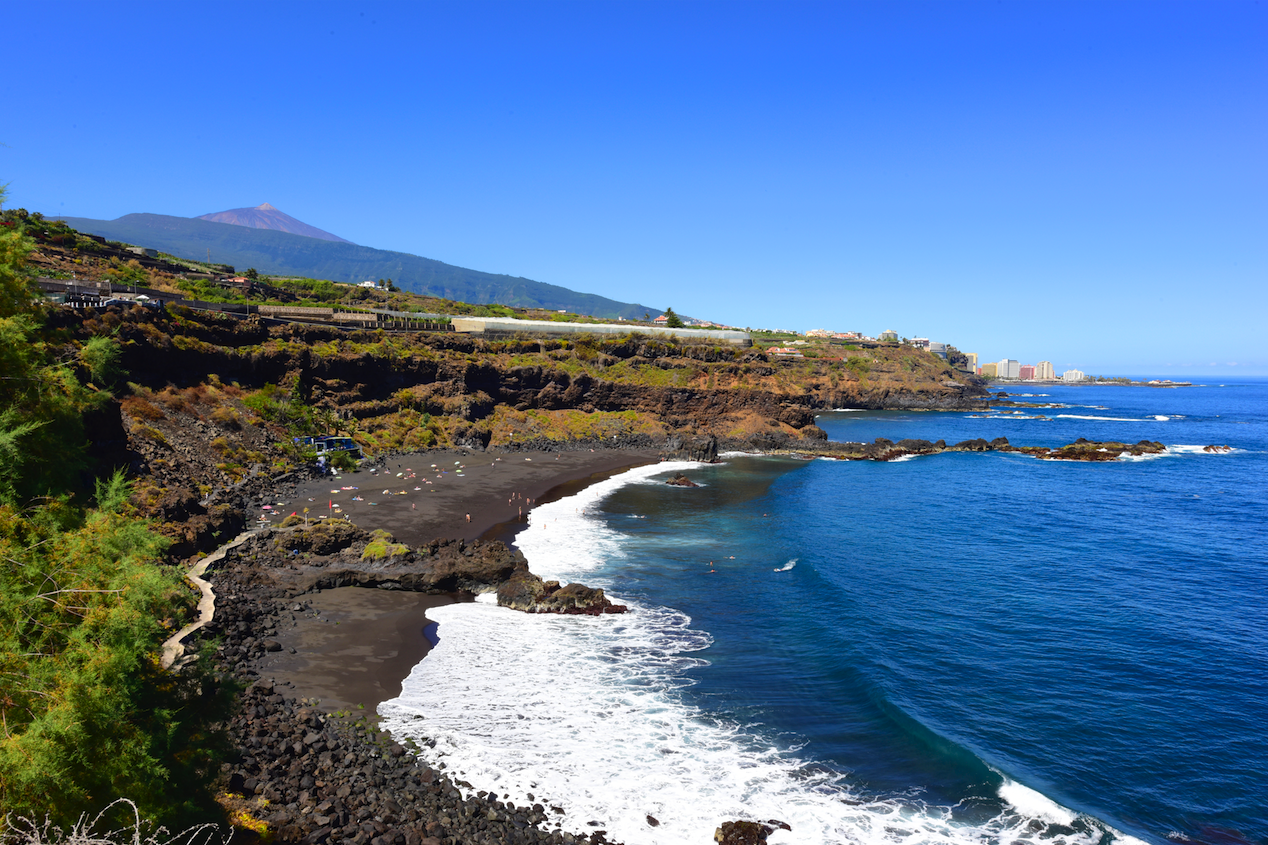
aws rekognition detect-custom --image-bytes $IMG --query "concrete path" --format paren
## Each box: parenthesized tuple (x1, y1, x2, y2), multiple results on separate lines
(161, 528, 266, 670)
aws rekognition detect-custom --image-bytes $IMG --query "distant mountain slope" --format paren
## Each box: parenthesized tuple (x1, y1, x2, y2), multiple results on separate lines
(55, 213, 664, 320)
(197, 203, 352, 243)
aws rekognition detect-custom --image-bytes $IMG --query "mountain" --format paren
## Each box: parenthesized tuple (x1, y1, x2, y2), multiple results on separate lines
(196, 203, 352, 243)
(54, 212, 665, 320)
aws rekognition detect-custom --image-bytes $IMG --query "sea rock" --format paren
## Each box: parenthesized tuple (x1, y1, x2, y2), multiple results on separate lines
(666, 473, 699, 487)
(497, 564, 627, 615)
(714, 819, 791, 844)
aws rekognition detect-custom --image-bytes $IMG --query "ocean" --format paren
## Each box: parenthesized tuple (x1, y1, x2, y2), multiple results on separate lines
(379, 378, 1268, 845)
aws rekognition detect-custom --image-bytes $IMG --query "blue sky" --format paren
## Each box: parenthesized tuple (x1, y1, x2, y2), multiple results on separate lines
(5, 1, 1264, 375)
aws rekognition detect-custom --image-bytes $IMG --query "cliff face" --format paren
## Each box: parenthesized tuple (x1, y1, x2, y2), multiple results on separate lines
(61, 304, 987, 425)
(53, 304, 988, 547)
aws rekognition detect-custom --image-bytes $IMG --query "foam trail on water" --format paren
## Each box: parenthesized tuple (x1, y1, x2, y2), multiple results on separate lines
(1055, 414, 1164, 422)
(381, 463, 1131, 845)
(775, 559, 797, 572)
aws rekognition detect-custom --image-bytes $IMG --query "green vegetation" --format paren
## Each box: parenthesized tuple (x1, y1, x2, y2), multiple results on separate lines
(663, 307, 684, 328)
(362, 529, 409, 560)
(0, 191, 230, 829)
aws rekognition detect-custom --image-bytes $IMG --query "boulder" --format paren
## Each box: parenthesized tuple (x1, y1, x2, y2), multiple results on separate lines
(666, 473, 699, 487)
(714, 819, 791, 844)
(497, 565, 626, 615)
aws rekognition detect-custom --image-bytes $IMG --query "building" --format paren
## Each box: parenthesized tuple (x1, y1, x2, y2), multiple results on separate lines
(980, 362, 999, 378)
(928, 342, 948, 360)
(879, 329, 899, 341)
(1062, 369, 1086, 382)
(1019, 365, 1035, 380)
(652, 315, 669, 325)
(1035, 360, 1055, 380)
(806, 328, 833, 338)
(965, 352, 978, 372)
(910, 337, 930, 349)
(997, 359, 1020, 379)
(767, 347, 804, 358)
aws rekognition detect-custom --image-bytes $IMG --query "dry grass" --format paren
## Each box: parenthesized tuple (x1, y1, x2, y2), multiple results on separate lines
(1, 800, 228, 845)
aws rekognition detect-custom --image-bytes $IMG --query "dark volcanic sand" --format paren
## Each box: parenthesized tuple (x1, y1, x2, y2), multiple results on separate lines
(250, 449, 661, 715)
(253, 588, 468, 714)
(273, 449, 661, 546)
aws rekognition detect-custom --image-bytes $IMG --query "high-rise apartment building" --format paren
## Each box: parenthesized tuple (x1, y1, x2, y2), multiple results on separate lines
(1035, 361, 1055, 380)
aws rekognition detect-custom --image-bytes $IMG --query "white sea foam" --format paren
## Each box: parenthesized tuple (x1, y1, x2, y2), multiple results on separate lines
(774, 559, 797, 572)
(998, 779, 1076, 826)
(380, 464, 1131, 845)
(1055, 414, 1159, 422)
(1118, 444, 1240, 461)
(1166, 445, 1238, 455)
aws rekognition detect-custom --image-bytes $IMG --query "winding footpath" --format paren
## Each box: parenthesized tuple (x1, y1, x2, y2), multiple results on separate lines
(160, 527, 266, 670)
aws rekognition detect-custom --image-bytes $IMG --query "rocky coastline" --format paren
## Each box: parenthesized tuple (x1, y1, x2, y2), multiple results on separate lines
(196, 523, 631, 845)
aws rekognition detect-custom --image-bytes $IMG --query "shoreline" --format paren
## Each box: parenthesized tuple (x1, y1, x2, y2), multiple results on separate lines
(258, 448, 663, 717)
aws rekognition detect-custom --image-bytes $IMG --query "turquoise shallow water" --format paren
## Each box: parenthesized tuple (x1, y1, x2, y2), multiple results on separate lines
(384, 379, 1268, 845)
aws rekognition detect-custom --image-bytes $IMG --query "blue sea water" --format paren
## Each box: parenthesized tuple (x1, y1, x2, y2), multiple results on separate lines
(381, 379, 1268, 845)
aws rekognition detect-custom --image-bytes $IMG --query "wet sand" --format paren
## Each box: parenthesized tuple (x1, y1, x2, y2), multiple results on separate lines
(251, 449, 663, 714)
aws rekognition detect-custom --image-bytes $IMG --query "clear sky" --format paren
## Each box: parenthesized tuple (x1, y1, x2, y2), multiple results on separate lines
(5, 1, 1264, 376)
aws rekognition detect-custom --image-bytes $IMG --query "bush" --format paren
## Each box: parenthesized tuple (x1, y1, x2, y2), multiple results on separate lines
(0, 474, 232, 828)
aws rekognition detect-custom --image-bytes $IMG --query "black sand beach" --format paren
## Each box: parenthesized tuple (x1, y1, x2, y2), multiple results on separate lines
(252, 449, 661, 715)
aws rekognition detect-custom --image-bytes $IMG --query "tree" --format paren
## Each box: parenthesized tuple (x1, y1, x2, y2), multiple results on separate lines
(664, 307, 684, 328)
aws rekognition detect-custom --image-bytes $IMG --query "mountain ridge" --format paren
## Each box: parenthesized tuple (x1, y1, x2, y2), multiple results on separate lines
(54, 212, 666, 320)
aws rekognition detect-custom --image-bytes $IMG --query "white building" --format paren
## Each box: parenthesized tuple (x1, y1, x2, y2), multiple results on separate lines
(879, 329, 899, 341)
(997, 359, 1020, 379)
(1062, 369, 1086, 382)
(1035, 360, 1055, 380)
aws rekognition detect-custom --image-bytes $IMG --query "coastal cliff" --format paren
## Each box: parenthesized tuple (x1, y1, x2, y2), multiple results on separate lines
(45, 303, 987, 542)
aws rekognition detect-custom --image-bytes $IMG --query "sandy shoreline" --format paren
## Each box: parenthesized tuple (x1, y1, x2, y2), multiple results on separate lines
(253, 448, 663, 714)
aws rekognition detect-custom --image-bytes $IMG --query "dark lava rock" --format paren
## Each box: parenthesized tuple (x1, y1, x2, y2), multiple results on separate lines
(665, 432, 719, 462)
(714, 819, 791, 844)
(497, 564, 627, 615)
(665, 473, 699, 487)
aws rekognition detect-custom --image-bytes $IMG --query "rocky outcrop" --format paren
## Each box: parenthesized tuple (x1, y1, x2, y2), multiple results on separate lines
(220, 525, 625, 617)
(766, 437, 1170, 462)
(1022, 438, 1166, 461)
(714, 819, 791, 844)
(665, 433, 719, 462)
(497, 564, 627, 615)
(666, 473, 700, 487)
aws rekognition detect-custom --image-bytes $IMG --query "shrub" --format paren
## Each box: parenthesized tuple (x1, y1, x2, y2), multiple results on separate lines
(361, 529, 409, 561)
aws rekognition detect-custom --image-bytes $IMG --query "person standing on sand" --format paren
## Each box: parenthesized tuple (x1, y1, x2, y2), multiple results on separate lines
(465, 513, 471, 523)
